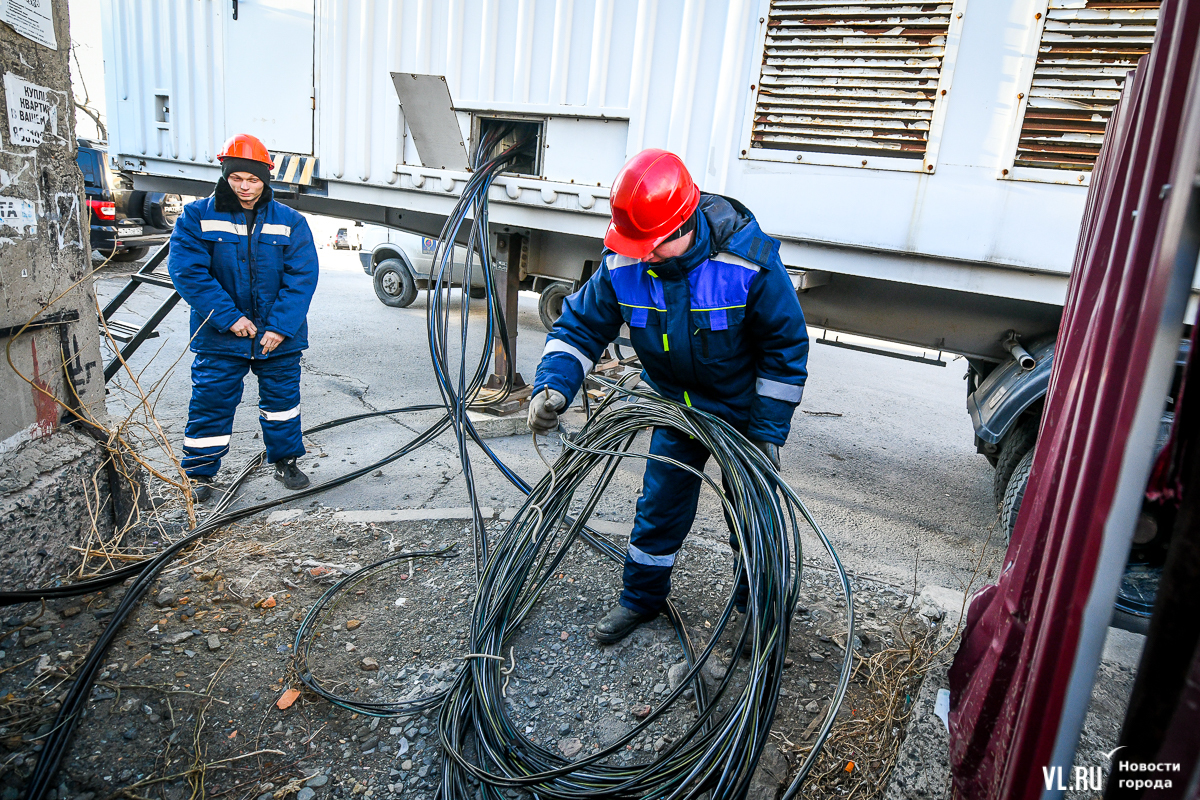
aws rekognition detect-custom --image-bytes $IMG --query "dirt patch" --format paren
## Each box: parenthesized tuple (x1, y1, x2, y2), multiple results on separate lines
(0, 507, 937, 800)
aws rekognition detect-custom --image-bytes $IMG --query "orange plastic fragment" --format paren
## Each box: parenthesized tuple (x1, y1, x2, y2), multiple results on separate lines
(845, 761, 855, 773)
(276, 688, 301, 710)
(259, 596, 277, 609)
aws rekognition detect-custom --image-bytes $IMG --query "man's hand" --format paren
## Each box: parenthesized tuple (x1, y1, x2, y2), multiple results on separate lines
(528, 389, 567, 434)
(752, 440, 780, 471)
(260, 331, 285, 355)
(229, 316, 257, 338)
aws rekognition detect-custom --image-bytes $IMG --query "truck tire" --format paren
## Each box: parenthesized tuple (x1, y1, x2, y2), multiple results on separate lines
(993, 418, 1039, 507)
(469, 286, 488, 299)
(373, 258, 418, 308)
(143, 192, 184, 230)
(1000, 447, 1034, 542)
(539, 282, 572, 331)
(110, 246, 150, 262)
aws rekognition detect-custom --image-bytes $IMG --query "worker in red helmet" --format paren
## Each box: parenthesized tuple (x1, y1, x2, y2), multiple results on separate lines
(168, 133, 319, 502)
(529, 149, 809, 644)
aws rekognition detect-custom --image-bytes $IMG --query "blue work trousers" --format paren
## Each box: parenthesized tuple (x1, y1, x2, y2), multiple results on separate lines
(182, 352, 305, 478)
(620, 426, 747, 614)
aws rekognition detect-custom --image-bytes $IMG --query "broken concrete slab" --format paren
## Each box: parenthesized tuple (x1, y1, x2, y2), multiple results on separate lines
(467, 410, 528, 439)
(333, 507, 495, 524)
(266, 509, 307, 524)
(882, 586, 965, 800)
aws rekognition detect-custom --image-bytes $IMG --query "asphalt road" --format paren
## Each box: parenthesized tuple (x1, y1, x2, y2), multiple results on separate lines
(96, 244, 1003, 597)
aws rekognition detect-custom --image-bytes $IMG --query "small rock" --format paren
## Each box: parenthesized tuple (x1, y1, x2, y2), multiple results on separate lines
(559, 631, 568, 641)
(122, 727, 137, 741)
(61, 606, 82, 618)
(805, 700, 820, 713)
(35, 654, 51, 673)
(558, 737, 583, 758)
(558, 723, 571, 735)
(401, 760, 413, 771)
(23, 631, 52, 648)
(667, 662, 688, 690)
(206, 635, 221, 651)
(808, 652, 825, 663)
(631, 703, 651, 719)
(154, 588, 176, 608)
(297, 789, 316, 800)
(258, 596, 277, 609)
(360, 735, 379, 752)
(746, 743, 789, 800)
(163, 632, 194, 645)
(346, 619, 362, 630)
(305, 775, 329, 788)
(361, 657, 380, 671)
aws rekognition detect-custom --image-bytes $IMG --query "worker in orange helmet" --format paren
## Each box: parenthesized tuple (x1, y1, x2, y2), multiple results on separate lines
(168, 133, 319, 502)
(529, 149, 809, 644)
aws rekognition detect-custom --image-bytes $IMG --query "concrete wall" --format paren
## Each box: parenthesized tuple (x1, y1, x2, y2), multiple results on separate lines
(0, 0, 110, 586)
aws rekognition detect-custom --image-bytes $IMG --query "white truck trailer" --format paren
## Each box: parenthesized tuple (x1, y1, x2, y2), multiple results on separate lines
(100, 0, 1161, 513)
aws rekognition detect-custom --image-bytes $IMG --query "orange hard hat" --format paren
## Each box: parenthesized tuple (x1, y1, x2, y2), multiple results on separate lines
(604, 149, 700, 260)
(218, 133, 274, 169)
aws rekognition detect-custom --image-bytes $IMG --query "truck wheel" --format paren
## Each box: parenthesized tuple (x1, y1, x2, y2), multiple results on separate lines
(993, 418, 1039, 507)
(373, 258, 417, 308)
(469, 286, 488, 299)
(1000, 447, 1034, 542)
(539, 282, 572, 331)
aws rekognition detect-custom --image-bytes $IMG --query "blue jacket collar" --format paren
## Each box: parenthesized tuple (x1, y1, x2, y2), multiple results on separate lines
(698, 193, 779, 268)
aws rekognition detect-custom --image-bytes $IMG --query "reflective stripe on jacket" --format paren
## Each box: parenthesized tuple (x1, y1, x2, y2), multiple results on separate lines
(168, 194, 318, 359)
(533, 194, 809, 445)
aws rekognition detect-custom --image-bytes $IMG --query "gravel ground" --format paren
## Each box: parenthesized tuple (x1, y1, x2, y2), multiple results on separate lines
(0, 503, 941, 800)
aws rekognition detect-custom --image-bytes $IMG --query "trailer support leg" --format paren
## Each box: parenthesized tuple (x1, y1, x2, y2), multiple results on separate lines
(479, 232, 530, 415)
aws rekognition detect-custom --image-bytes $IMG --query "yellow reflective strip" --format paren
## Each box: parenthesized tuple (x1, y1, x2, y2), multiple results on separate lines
(618, 302, 666, 311)
(662, 334, 669, 351)
(298, 157, 316, 185)
(282, 156, 300, 183)
(692, 304, 748, 311)
(684, 391, 692, 407)
(646, 269, 658, 278)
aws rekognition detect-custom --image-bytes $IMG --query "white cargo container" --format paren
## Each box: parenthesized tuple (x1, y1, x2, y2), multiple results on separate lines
(100, 0, 1163, 492)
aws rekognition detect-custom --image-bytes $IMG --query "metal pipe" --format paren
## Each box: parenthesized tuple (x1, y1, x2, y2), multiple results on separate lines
(1005, 330, 1037, 370)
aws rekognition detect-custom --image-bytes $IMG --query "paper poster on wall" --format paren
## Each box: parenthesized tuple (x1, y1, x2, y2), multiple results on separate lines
(0, 197, 37, 234)
(3, 72, 56, 147)
(0, 0, 57, 50)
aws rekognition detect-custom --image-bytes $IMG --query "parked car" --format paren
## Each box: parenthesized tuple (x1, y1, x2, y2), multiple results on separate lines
(333, 226, 361, 250)
(360, 232, 486, 309)
(77, 138, 183, 262)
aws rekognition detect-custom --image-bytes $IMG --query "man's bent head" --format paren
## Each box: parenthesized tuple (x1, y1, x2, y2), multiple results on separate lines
(227, 172, 264, 209)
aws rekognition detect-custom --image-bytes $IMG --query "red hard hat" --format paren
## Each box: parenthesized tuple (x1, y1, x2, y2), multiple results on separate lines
(218, 133, 275, 169)
(605, 149, 700, 260)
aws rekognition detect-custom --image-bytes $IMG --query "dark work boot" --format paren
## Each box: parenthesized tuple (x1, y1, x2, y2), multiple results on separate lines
(594, 604, 657, 644)
(274, 458, 310, 490)
(189, 476, 213, 503)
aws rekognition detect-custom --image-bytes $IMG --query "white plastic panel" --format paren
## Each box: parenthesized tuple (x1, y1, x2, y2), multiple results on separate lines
(222, 0, 314, 154)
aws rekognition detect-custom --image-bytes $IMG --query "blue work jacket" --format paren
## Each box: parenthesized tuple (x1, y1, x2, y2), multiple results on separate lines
(168, 188, 318, 359)
(534, 194, 809, 445)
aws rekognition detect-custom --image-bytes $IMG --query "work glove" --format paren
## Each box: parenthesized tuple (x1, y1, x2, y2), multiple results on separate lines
(752, 440, 780, 471)
(528, 389, 567, 434)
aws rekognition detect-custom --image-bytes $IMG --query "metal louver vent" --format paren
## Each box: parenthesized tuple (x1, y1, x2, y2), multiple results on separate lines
(751, 0, 957, 164)
(1014, 0, 1161, 172)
